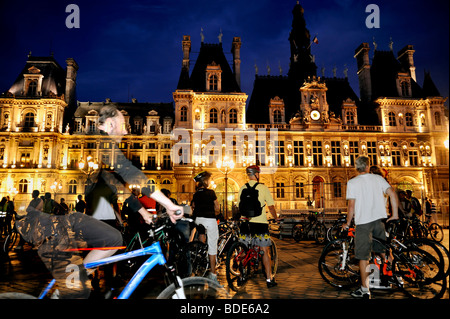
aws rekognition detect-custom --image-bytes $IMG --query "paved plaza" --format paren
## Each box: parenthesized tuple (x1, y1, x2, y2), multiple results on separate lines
(1, 230, 448, 301)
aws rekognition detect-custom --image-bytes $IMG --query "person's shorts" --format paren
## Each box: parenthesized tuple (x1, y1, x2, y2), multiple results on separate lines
(239, 222, 271, 247)
(195, 217, 218, 255)
(354, 218, 387, 260)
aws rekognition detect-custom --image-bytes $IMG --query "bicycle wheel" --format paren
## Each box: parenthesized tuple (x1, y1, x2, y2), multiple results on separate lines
(405, 238, 449, 280)
(428, 223, 444, 242)
(326, 222, 345, 242)
(318, 239, 360, 288)
(314, 223, 327, 244)
(2, 230, 19, 253)
(268, 237, 278, 277)
(186, 241, 209, 277)
(225, 241, 250, 292)
(0, 292, 37, 299)
(393, 247, 446, 299)
(157, 277, 229, 299)
(292, 223, 304, 242)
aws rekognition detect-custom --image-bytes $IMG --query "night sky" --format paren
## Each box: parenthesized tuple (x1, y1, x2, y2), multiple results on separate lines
(0, 0, 448, 107)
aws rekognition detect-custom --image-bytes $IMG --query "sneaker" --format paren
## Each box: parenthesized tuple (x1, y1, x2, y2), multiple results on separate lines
(350, 287, 371, 299)
(207, 272, 223, 287)
(266, 279, 278, 288)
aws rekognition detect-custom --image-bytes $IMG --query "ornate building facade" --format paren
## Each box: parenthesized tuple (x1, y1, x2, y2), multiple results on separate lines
(0, 3, 448, 220)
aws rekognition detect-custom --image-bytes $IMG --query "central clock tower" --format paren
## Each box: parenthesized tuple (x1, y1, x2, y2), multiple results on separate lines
(298, 76, 329, 127)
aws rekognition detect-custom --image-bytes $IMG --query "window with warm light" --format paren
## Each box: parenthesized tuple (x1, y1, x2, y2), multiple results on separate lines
(388, 112, 396, 126)
(24, 112, 35, 128)
(209, 108, 218, 123)
(229, 109, 237, 123)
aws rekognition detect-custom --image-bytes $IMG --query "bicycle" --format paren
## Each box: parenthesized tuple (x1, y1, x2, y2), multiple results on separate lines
(291, 211, 327, 244)
(318, 220, 447, 299)
(225, 233, 278, 292)
(187, 218, 241, 277)
(0, 235, 229, 299)
(121, 215, 193, 279)
(2, 213, 26, 254)
(325, 211, 348, 242)
(421, 214, 444, 243)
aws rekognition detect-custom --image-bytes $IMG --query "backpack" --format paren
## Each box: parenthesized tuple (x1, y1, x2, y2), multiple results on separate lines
(239, 183, 264, 218)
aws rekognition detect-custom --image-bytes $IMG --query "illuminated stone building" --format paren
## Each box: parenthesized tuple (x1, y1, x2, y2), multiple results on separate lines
(0, 3, 448, 219)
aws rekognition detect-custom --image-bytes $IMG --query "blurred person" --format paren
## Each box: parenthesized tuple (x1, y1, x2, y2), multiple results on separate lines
(75, 194, 86, 213)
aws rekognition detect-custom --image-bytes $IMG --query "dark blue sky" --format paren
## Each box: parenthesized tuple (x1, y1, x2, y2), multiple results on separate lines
(0, 0, 448, 106)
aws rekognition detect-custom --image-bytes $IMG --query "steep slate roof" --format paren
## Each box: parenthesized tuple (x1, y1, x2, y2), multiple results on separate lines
(177, 43, 241, 93)
(7, 56, 66, 97)
(422, 71, 441, 97)
(370, 50, 423, 99)
(246, 75, 297, 124)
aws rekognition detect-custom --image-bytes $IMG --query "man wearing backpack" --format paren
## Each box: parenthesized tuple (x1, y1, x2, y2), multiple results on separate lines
(238, 165, 279, 288)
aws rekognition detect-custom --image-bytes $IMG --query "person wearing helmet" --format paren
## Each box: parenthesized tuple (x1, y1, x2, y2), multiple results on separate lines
(191, 171, 220, 283)
(238, 165, 279, 288)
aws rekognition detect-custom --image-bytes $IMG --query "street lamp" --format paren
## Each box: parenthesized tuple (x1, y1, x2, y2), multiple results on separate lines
(78, 155, 99, 188)
(216, 155, 235, 219)
(50, 181, 62, 200)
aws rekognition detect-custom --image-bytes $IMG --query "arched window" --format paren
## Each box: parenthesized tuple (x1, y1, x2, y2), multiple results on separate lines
(68, 179, 77, 194)
(162, 179, 171, 185)
(24, 112, 35, 127)
(346, 111, 355, 124)
(388, 112, 396, 126)
(435, 112, 441, 126)
(18, 179, 29, 193)
(229, 109, 237, 124)
(209, 75, 218, 91)
(146, 179, 156, 192)
(273, 110, 282, 123)
(209, 108, 218, 123)
(180, 106, 187, 122)
(405, 112, 413, 126)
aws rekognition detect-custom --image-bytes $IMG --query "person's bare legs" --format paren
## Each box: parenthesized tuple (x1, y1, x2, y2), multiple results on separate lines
(359, 259, 370, 288)
(83, 249, 118, 275)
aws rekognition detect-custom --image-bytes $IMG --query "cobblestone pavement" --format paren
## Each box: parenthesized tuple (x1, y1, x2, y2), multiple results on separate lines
(1, 230, 448, 301)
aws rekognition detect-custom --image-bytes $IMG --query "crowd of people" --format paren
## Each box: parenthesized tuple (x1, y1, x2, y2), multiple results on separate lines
(1, 104, 444, 299)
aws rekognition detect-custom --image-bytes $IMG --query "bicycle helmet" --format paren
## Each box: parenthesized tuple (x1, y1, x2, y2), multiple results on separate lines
(193, 171, 211, 182)
(246, 165, 261, 175)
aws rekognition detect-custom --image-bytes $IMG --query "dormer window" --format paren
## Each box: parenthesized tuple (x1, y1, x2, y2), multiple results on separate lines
(268, 96, 285, 124)
(180, 106, 187, 122)
(345, 111, 355, 124)
(27, 80, 37, 96)
(206, 62, 222, 92)
(397, 74, 411, 97)
(209, 75, 218, 91)
(273, 110, 282, 123)
(388, 112, 397, 126)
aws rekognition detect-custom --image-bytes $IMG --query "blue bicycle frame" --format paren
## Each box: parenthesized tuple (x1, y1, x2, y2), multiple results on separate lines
(39, 241, 168, 299)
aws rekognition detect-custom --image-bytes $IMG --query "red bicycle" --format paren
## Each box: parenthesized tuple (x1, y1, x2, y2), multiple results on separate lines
(225, 237, 278, 292)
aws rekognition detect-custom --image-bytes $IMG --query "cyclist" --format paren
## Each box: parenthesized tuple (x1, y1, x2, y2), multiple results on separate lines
(237, 165, 279, 288)
(344, 156, 399, 299)
(191, 171, 220, 283)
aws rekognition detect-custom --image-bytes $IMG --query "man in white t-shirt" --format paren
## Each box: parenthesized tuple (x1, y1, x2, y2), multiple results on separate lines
(344, 156, 399, 299)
